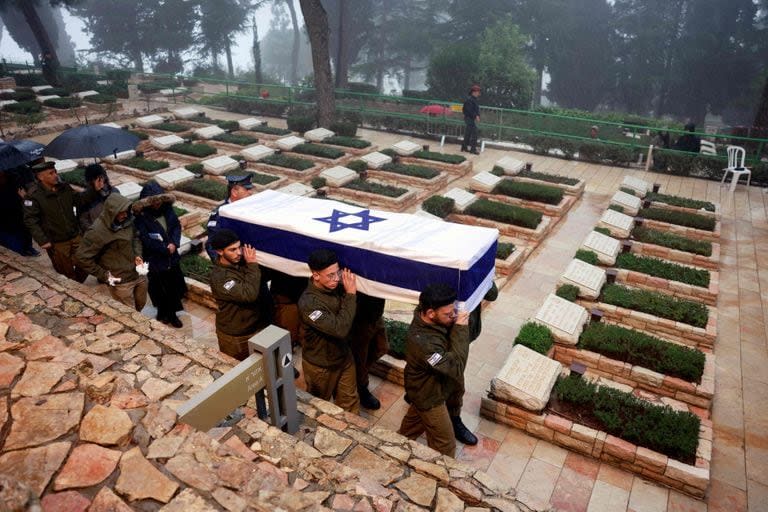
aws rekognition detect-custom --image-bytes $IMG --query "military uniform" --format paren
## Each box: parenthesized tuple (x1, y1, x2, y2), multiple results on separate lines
(210, 261, 266, 360)
(298, 281, 359, 413)
(271, 270, 308, 345)
(205, 175, 253, 261)
(23, 177, 100, 282)
(398, 312, 470, 457)
(349, 293, 388, 404)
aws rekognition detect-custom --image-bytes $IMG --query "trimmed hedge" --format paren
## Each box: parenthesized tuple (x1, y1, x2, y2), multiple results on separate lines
(176, 179, 227, 201)
(225, 170, 278, 185)
(126, 129, 148, 140)
(329, 120, 358, 137)
(553, 374, 700, 463)
(311, 176, 327, 189)
(59, 167, 87, 187)
(169, 143, 217, 158)
(464, 198, 543, 229)
(344, 179, 408, 198)
(422, 195, 454, 218)
(250, 124, 291, 136)
(0, 90, 35, 101)
(292, 143, 345, 159)
(121, 157, 169, 172)
(616, 252, 710, 287)
(601, 284, 708, 328)
(43, 97, 81, 109)
(42, 87, 70, 96)
(2, 100, 41, 114)
(619, 187, 637, 196)
(496, 242, 515, 260)
(579, 323, 705, 383)
(575, 249, 600, 265)
(632, 226, 712, 257)
(492, 180, 564, 205)
(385, 318, 409, 359)
(172, 205, 188, 218)
(185, 163, 203, 173)
(323, 136, 371, 149)
(594, 226, 611, 236)
(556, 284, 580, 302)
(519, 169, 580, 186)
(262, 153, 314, 171)
(213, 133, 259, 146)
(154, 122, 188, 132)
(180, 253, 212, 284)
(608, 205, 625, 213)
(412, 150, 466, 164)
(83, 93, 117, 104)
(287, 115, 315, 133)
(645, 192, 716, 212)
(514, 322, 554, 355)
(346, 160, 368, 173)
(640, 207, 716, 231)
(380, 162, 439, 180)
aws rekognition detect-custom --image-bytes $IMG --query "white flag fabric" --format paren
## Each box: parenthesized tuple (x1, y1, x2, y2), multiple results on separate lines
(218, 190, 498, 310)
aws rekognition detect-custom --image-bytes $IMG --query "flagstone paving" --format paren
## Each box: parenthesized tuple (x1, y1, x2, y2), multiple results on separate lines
(14, 106, 768, 510)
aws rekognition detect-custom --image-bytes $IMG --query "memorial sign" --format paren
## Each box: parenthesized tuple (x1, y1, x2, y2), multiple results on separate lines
(581, 231, 621, 265)
(598, 209, 634, 238)
(533, 293, 589, 345)
(490, 345, 562, 411)
(559, 259, 606, 299)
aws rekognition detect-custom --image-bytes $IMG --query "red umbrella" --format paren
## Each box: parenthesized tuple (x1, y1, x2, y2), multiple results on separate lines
(419, 104, 452, 116)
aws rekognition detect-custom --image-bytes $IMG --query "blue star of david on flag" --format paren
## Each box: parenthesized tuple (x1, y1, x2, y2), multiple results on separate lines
(314, 208, 386, 233)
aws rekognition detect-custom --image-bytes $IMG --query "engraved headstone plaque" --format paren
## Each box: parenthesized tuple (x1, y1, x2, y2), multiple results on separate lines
(470, 172, 502, 193)
(238, 117, 263, 130)
(155, 168, 195, 188)
(598, 209, 634, 238)
(276, 136, 306, 151)
(361, 152, 392, 169)
(533, 293, 589, 345)
(320, 166, 358, 187)
(137, 114, 165, 128)
(194, 125, 226, 139)
(496, 156, 525, 175)
(581, 231, 621, 265)
(171, 106, 202, 119)
(150, 134, 184, 150)
(622, 175, 651, 196)
(559, 259, 607, 299)
(392, 140, 421, 156)
(444, 188, 477, 212)
(611, 191, 642, 216)
(241, 144, 275, 162)
(490, 345, 562, 411)
(305, 127, 335, 142)
(203, 156, 240, 175)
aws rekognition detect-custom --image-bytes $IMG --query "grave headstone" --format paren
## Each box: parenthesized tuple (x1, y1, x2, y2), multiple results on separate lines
(115, 181, 143, 200)
(36, 95, 60, 102)
(194, 125, 226, 139)
(558, 259, 607, 300)
(202, 156, 240, 175)
(277, 183, 314, 197)
(0, 89, 15, 95)
(321, 166, 358, 187)
(490, 344, 562, 411)
(102, 150, 137, 162)
(495, 156, 525, 175)
(150, 134, 184, 150)
(159, 87, 187, 96)
(444, 188, 477, 213)
(581, 231, 621, 265)
(361, 151, 392, 169)
(276, 136, 306, 151)
(533, 293, 589, 345)
(99, 122, 122, 129)
(31, 85, 53, 93)
(154, 168, 196, 189)
(610, 190, 642, 216)
(137, 115, 165, 128)
(171, 106, 201, 119)
(54, 160, 79, 174)
(241, 145, 274, 162)
(74, 90, 99, 99)
(598, 209, 634, 238)
(391, 140, 421, 156)
(0, 100, 17, 108)
(622, 175, 651, 197)
(304, 127, 335, 142)
(238, 117, 263, 130)
(470, 172, 503, 193)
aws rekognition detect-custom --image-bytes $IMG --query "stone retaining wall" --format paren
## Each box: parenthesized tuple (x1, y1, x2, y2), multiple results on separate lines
(475, 191, 577, 218)
(510, 176, 585, 196)
(648, 201, 720, 219)
(496, 245, 530, 277)
(641, 219, 721, 243)
(368, 168, 450, 192)
(328, 186, 420, 212)
(398, 156, 473, 176)
(253, 161, 325, 181)
(448, 214, 553, 242)
(629, 240, 720, 271)
(613, 268, 719, 306)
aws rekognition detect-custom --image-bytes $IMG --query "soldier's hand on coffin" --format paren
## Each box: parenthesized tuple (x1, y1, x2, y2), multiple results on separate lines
(242, 244, 258, 264)
(455, 310, 469, 326)
(341, 268, 356, 294)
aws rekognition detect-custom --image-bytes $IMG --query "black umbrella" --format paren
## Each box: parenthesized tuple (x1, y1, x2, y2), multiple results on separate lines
(43, 124, 140, 160)
(0, 139, 46, 172)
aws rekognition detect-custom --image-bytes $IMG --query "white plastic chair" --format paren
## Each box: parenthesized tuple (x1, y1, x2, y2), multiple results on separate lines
(721, 146, 751, 192)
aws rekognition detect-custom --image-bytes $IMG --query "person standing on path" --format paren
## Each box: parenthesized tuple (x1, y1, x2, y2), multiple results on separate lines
(461, 84, 482, 154)
(398, 283, 470, 457)
(349, 292, 389, 410)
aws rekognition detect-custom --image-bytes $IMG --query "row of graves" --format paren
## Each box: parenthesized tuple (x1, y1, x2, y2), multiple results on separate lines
(0, 82, 122, 121)
(480, 175, 720, 499)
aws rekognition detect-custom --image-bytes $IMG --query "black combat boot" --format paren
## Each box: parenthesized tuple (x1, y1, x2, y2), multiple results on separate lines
(451, 415, 478, 445)
(359, 387, 381, 410)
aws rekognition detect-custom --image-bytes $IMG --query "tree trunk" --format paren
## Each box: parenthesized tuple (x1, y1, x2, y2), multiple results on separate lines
(334, 0, 348, 88)
(403, 57, 411, 91)
(131, 48, 144, 72)
(754, 75, 768, 132)
(252, 16, 262, 83)
(225, 40, 234, 79)
(286, 0, 300, 85)
(18, 1, 60, 85)
(534, 63, 544, 107)
(300, 0, 335, 126)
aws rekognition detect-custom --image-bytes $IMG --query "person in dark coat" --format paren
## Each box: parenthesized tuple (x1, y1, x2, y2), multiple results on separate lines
(78, 163, 114, 232)
(0, 170, 38, 256)
(673, 123, 701, 153)
(132, 182, 187, 328)
(461, 84, 481, 154)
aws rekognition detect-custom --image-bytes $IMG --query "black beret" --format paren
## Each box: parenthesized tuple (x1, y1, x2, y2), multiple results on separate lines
(209, 228, 240, 250)
(419, 283, 457, 311)
(32, 161, 56, 173)
(308, 248, 338, 271)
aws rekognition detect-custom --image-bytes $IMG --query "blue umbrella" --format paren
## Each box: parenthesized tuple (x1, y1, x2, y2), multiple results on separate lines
(43, 124, 140, 160)
(0, 139, 46, 171)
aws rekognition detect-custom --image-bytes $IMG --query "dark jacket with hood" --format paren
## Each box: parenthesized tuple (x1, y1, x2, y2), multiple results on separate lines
(133, 182, 182, 273)
(76, 193, 141, 283)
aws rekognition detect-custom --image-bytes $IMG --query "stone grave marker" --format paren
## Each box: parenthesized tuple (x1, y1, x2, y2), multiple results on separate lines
(277, 182, 314, 197)
(136, 115, 165, 128)
(444, 188, 477, 212)
(496, 156, 525, 175)
(611, 190, 642, 216)
(99, 122, 122, 129)
(238, 117, 263, 130)
(581, 230, 621, 265)
(154, 168, 195, 189)
(321, 166, 358, 187)
(194, 125, 225, 139)
(470, 171, 502, 193)
(490, 344, 562, 411)
(178, 235, 192, 255)
(241, 145, 274, 162)
(202, 156, 240, 175)
(304, 127, 335, 142)
(159, 87, 187, 96)
(361, 151, 392, 169)
(622, 175, 651, 197)
(54, 160, 78, 174)
(558, 259, 607, 300)
(275, 135, 306, 151)
(150, 134, 184, 151)
(171, 106, 201, 119)
(0, 89, 15, 95)
(533, 293, 589, 345)
(74, 90, 99, 99)
(597, 209, 634, 238)
(31, 85, 53, 93)
(0, 100, 17, 108)
(36, 95, 60, 102)
(392, 140, 421, 156)
(115, 182, 143, 200)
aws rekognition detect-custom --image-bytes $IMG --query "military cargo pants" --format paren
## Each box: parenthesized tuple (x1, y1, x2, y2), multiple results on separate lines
(398, 402, 456, 457)
(302, 357, 360, 414)
(350, 317, 389, 389)
(47, 236, 88, 283)
(216, 329, 253, 361)
(108, 275, 148, 312)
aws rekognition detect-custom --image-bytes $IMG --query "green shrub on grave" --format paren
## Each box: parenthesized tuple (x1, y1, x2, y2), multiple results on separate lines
(412, 150, 466, 164)
(518, 169, 580, 186)
(59, 167, 87, 187)
(496, 242, 516, 260)
(422, 195, 455, 218)
(344, 179, 408, 198)
(126, 129, 148, 140)
(43, 97, 81, 109)
(262, 153, 314, 171)
(176, 179, 227, 201)
(385, 318, 409, 359)
(250, 125, 291, 136)
(645, 193, 716, 212)
(0, 90, 35, 101)
(575, 249, 600, 265)
(286, 114, 316, 133)
(2, 100, 41, 114)
(615, 252, 710, 287)
(180, 253, 212, 284)
(492, 180, 564, 205)
(121, 157, 169, 172)
(172, 205, 188, 218)
(169, 143, 217, 158)
(292, 143, 345, 160)
(553, 374, 700, 463)
(594, 226, 611, 236)
(380, 148, 397, 158)
(600, 284, 709, 328)
(346, 160, 368, 173)
(154, 122, 188, 132)
(185, 163, 204, 173)
(381, 162, 440, 180)
(639, 207, 716, 231)
(556, 284, 580, 302)
(514, 322, 554, 355)
(632, 227, 712, 257)
(42, 87, 70, 96)
(323, 136, 371, 149)
(83, 93, 117, 104)
(464, 198, 542, 229)
(619, 187, 637, 196)
(329, 120, 358, 137)
(579, 323, 706, 383)
(311, 176, 327, 189)
(213, 133, 259, 146)
(608, 204, 625, 213)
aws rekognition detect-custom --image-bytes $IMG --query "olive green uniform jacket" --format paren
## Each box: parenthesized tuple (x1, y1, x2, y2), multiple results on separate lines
(23, 181, 100, 245)
(403, 312, 469, 411)
(210, 261, 264, 337)
(298, 282, 357, 369)
(76, 193, 142, 283)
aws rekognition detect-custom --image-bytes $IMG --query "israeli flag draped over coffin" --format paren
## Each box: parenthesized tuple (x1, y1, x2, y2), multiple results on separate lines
(218, 190, 498, 310)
